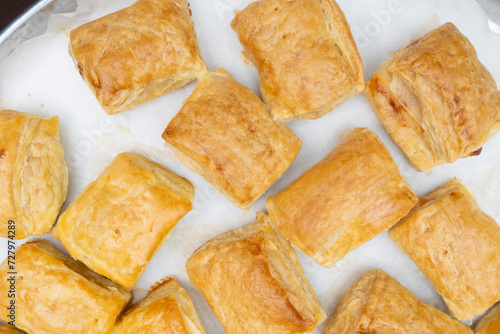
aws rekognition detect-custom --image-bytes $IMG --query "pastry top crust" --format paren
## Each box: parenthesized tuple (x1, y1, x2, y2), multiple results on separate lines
(231, 0, 364, 123)
(69, 0, 206, 114)
(0, 240, 131, 334)
(0, 109, 68, 239)
(365, 22, 500, 171)
(389, 178, 500, 320)
(163, 68, 302, 209)
(322, 269, 472, 334)
(114, 277, 206, 334)
(267, 128, 417, 267)
(186, 213, 326, 333)
(475, 303, 500, 334)
(53, 152, 193, 290)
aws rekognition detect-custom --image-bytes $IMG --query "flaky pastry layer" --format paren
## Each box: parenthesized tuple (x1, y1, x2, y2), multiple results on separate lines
(69, 0, 206, 114)
(53, 152, 193, 290)
(365, 23, 500, 171)
(163, 68, 301, 210)
(267, 128, 417, 267)
(0, 240, 131, 334)
(186, 213, 326, 333)
(114, 277, 206, 334)
(0, 109, 68, 239)
(231, 0, 364, 123)
(389, 178, 500, 320)
(322, 269, 472, 333)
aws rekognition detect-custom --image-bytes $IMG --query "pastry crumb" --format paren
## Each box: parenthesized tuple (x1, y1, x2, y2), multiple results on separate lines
(338, 127, 353, 139)
(240, 52, 252, 66)
(115, 124, 131, 133)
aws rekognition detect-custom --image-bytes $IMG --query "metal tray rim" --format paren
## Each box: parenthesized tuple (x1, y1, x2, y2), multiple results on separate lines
(0, 0, 53, 45)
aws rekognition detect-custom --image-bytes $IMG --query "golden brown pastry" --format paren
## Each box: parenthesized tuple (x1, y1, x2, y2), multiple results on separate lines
(0, 110, 68, 239)
(186, 213, 326, 333)
(365, 22, 500, 171)
(231, 0, 364, 123)
(322, 269, 473, 334)
(69, 0, 206, 115)
(163, 68, 302, 210)
(0, 325, 23, 334)
(114, 277, 206, 334)
(475, 303, 500, 334)
(0, 240, 131, 334)
(267, 128, 417, 267)
(389, 178, 500, 320)
(52, 152, 194, 290)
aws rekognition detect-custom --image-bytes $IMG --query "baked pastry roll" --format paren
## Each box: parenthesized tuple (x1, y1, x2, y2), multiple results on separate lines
(365, 22, 500, 171)
(267, 128, 417, 267)
(114, 277, 206, 334)
(52, 152, 193, 290)
(231, 0, 364, 123)
(69, 0, 206, 115)
(475, 303, 500, 334)
(0, 240, 131, 334)
(322, 269, 473, 334)
(0, 110, 68, 239)
(0, 326, 23, 334)
(186, 213, 326, 333)
(389, 178, 500, 320)
(162, 69, 302, 209)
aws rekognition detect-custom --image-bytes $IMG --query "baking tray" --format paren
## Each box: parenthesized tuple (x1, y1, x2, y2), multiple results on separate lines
(0, 0, 77, 61)
(0, 0, 499, 333)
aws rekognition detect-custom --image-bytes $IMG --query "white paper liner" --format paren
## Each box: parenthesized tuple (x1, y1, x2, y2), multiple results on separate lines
(0, 0, 499, 331)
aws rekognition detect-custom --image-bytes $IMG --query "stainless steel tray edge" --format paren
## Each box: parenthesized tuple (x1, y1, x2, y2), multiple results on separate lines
(0, 0, 77, 61)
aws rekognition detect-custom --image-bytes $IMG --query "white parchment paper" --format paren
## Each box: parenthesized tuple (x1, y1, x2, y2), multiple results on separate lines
(1, 0, 499, 332)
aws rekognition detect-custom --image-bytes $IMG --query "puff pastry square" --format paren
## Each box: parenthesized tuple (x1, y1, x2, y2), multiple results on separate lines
(52, 152, 194, 290)
(267, 128, 417, 267)
(162, 69, 302, 209)
(231, 0, 364, 123)
(0, 110, 68, 239)
(322, 269, 473, 334)
(365, 22, 500, 171)
(114, 277, 206, 334)
(389, 178, 500, 320)
(475, 303, 500, 334)
(186, 213, 326, 333)
(69, 0, 206, 115)
(0, 240, 131, 334)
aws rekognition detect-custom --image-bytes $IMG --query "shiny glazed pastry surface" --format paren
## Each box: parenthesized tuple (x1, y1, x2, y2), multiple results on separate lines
(0, 240, 131, 334)
(267, 128, 417, 267)
(0, 109, 68, 239)
(114, 277, 206, 334)
(365, 22, 500, 171)
(322, 269, 473, 334)
(69, 0, 206, 115)
(186, 213, 326, 333)
(231, 0, 364, 123)
(475, 303, 500, 334)
(52, 152, 194, 290)
(163, 68, 302, 210)
(389, 178, 500, 320)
